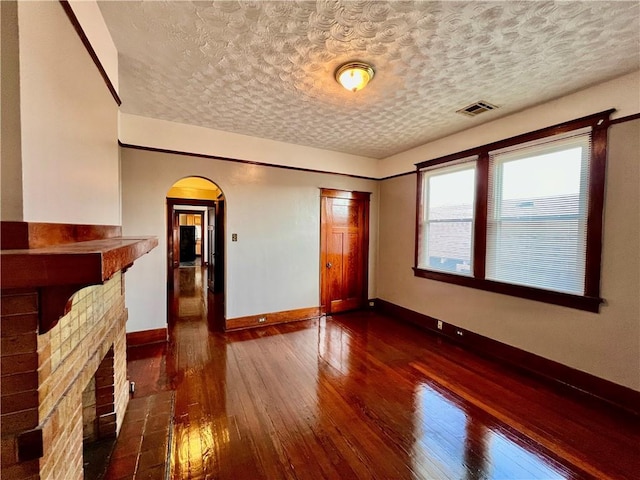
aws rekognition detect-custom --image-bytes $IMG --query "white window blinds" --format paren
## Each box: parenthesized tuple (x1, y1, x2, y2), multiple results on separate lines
(486, 131, 591, 294)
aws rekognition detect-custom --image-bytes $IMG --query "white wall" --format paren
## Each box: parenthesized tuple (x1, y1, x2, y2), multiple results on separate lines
(119, 113, 380, 179)
(67, 0, 119, 95)
(121, 148, 378, 333)
(17, 1, 120, 225)
(377, 118, 640, 391)
(380, 71, 640, 178)
(120, 72, 639, 182)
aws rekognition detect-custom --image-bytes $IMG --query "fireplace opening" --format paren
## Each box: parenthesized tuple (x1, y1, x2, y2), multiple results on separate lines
(82, 347, 118, 479)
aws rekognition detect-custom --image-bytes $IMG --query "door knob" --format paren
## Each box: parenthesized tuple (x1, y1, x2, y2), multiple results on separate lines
(326, 262, 332, 268)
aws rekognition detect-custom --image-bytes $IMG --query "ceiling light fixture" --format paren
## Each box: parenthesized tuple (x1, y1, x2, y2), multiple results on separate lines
(335, 62, 375, 92)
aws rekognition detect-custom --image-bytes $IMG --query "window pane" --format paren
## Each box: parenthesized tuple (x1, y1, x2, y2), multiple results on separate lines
(487, 138, 589, 294)
(426, 220, 473, 274)
(419, 164, 476, 275)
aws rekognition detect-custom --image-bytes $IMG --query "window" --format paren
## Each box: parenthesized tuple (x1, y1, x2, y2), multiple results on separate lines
(414, 110, 612, 312)
(418, 160, 477, 275)
(487, 134, 590, 294)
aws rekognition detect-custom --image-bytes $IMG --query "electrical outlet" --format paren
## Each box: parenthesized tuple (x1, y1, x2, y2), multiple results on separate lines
(232, 233, 238, 242)
(437, 320, 443, 330)
(369, 301, 375, 307)
(258, 317, 266, 323)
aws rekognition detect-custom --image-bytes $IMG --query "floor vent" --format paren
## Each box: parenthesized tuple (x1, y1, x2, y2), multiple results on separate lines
(456, 100, 499, 117)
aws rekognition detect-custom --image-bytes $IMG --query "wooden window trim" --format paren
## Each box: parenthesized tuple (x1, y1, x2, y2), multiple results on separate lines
(414, 110, 614, 313)
(473, 153, 489, 280)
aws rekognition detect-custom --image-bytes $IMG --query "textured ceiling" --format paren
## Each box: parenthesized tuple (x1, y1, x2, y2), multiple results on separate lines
(98, 1, 640, 159)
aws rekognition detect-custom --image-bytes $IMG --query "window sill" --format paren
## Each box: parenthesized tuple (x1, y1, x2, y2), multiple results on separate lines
(412, 267, 602, 313)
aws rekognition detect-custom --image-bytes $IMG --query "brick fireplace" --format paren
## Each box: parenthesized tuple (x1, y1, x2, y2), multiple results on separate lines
(0, 222, 157, 479)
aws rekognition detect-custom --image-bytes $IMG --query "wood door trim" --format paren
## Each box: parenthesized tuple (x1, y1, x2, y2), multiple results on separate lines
(320, 189, 371, 200)
(320, 196, 331, 314)
(174, 209, 206, 216)
(320, 189, 370, 315)
(167, 197, 217, 208)
(166, 198, 217, 283)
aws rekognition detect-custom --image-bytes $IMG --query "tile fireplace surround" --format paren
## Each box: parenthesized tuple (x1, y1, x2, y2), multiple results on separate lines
(0, 222, 157, 479)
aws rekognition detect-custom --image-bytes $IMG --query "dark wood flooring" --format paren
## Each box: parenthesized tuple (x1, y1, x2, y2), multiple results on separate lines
(121, 266, 639, 479)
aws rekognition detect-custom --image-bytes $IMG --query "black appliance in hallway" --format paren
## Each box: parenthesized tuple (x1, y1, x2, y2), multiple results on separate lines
(179, 225, 196, 262)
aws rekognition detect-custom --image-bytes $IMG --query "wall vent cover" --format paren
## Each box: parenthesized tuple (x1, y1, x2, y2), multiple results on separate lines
(456, 100, 499, 117)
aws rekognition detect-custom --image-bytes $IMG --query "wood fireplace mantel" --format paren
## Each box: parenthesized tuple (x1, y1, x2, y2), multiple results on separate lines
(0, 222, 158, 334)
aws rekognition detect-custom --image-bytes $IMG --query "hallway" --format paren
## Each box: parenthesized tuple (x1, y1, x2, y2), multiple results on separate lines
(109, 265, 639, 479)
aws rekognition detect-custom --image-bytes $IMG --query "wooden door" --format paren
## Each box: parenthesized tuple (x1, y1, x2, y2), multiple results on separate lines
(320, 189, 370, 315)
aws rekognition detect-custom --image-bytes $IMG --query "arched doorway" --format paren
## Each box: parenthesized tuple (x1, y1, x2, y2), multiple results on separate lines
(166, 177, 225, 329)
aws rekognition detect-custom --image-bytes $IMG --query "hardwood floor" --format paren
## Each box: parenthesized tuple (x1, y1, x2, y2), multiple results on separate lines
(125, 266, 639, 479)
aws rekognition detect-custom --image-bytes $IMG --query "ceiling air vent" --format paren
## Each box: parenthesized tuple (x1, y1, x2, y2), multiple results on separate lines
(456, 100, 499, 117)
